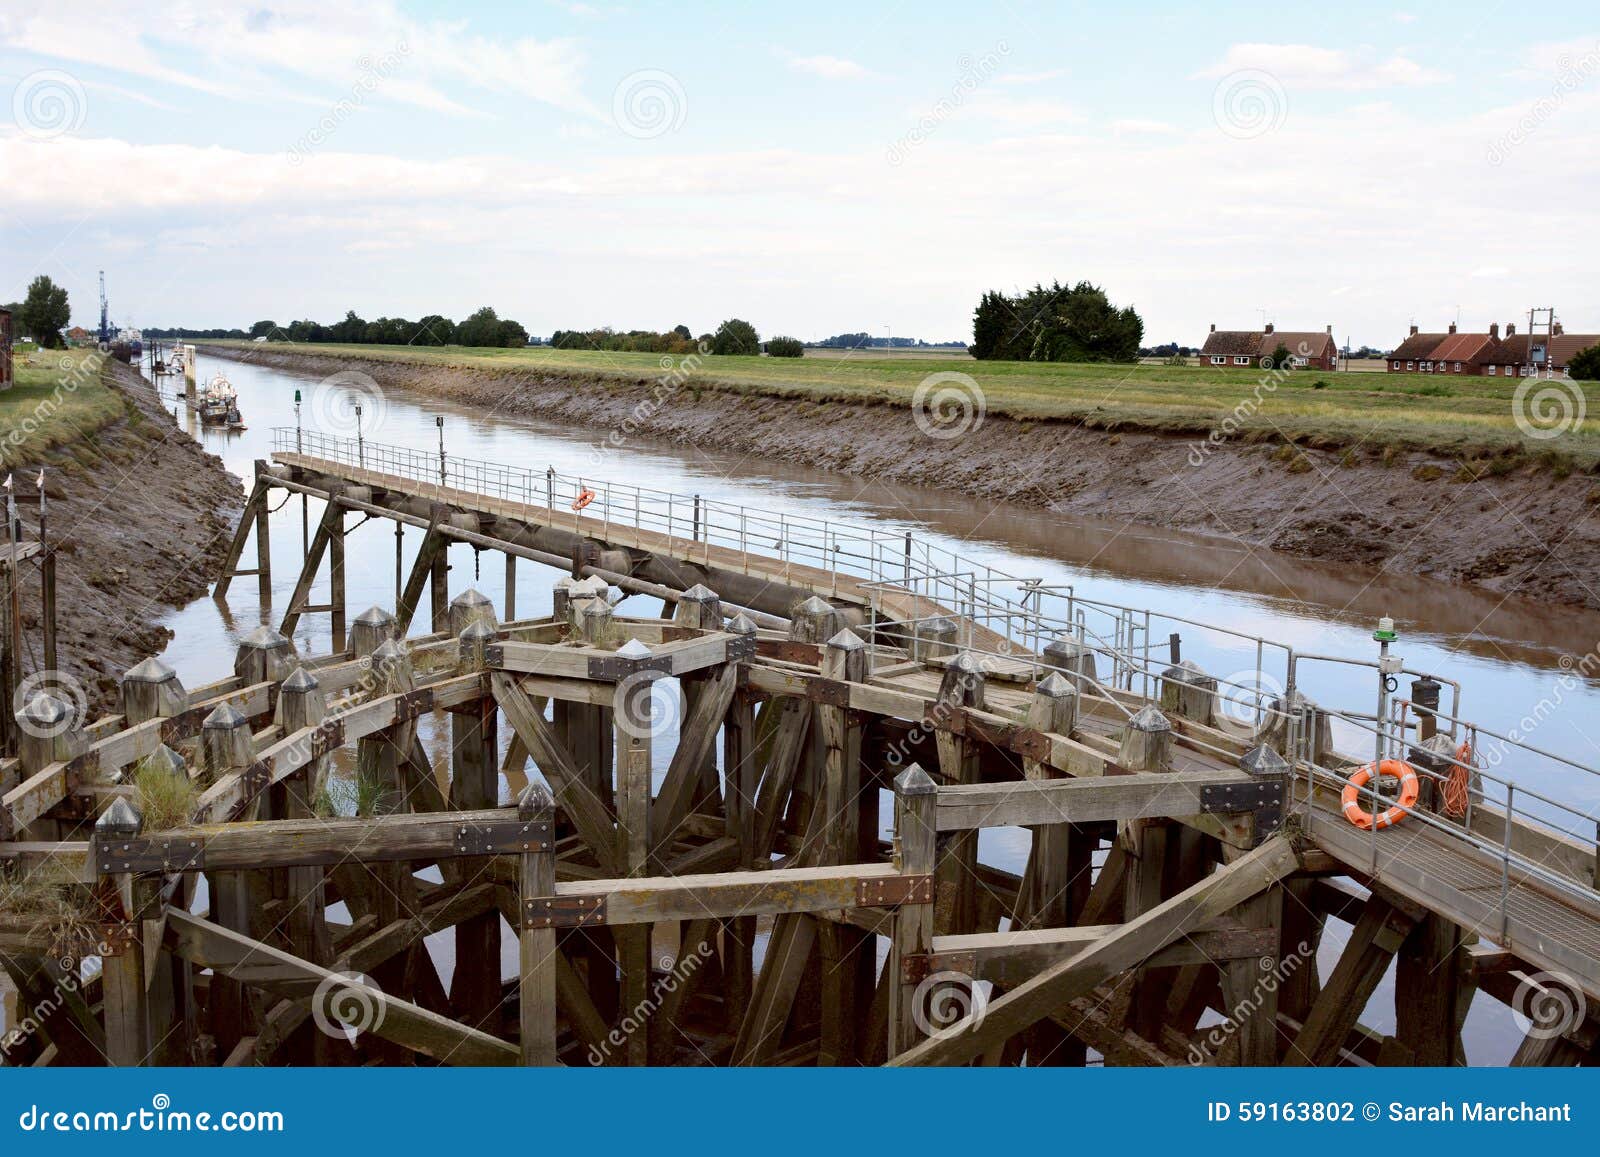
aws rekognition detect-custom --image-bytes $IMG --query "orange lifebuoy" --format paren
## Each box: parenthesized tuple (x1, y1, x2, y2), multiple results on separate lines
(1340, 758, 1420, 830)
(570, 489, 596, 512)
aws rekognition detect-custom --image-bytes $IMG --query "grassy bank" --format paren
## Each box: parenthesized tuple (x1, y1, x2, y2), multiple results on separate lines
(209, 340, 1600, 468)
(0, 349, 128, 468)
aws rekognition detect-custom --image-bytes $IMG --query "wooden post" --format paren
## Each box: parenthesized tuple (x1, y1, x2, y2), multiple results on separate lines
(722, 612, 760, 1028)
(1021, 671, 1086, 1066)
(95, 798, 150, 1066)
(518, 783, 558, 1065)
(1118, 705, 1173, 771)
(327, 500, 347, 652)
(233, 624, 298, 686)
(613, 642, 654, 1066)
(934, 652, 986, 935)
(121, 656, 188, 726)
(279, 490, 341, 638)
(202, 700, 258, 1056)
(254, 461, 273, 605)
(450, 690, 501, 1031)
(504, 553, 517, 620)
(888, 764, 937, 1058)
(40, 548, 57, 674)
(818, 627, 871, 1064)
(349, 605, 397, 659)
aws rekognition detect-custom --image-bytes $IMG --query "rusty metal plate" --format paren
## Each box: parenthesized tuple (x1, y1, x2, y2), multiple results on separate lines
(586, 653, 673, 681)
(856, 873, 933, 908)
(454, 819, 551, 856)
(758, 640, 821, 666)
(809, 678, 852, 708)
(97, 922, 138, 956)
(396, 687, 435, 720)
(522, 895, 606, 929)
(96, 836, 206, 875)
(157, 706, 208, 744)
(1200, 780, 1284, 813)
(305, 717, 344, 760)
(1009, 726, 1052, 763)
(725, 633, 757, 663)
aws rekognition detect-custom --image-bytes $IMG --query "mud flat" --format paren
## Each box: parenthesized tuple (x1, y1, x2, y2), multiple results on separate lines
(5, 359, 241, 713)
(210, 345, 1600, 612)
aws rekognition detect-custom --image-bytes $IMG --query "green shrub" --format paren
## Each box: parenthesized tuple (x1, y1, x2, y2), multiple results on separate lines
(765, 336, 804, 358)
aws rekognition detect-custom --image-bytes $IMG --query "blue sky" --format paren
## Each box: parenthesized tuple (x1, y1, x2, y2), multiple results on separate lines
(2, 0, 1597, 347)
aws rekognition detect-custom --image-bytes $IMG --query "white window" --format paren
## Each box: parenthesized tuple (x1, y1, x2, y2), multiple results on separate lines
(1488, 364, 1497, 375)
(1210, 355, 1225, 365)
(1392, 361, 1401, 370)
(1292, 356, 1308, 366)
(1454, 362, 1462, 372)
(1233, 355, 1250, 365)
(1421, 361, 1431, 370)
(1407, 361, 1415, 370)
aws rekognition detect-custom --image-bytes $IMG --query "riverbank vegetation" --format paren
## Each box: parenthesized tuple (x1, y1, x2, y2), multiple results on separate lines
(207, 339, 1600, 469)
(0, 349, 128, 468)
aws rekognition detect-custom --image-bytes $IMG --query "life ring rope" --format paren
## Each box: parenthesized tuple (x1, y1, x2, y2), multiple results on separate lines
(1340, 758, 1420, 831)
(1442, 741, 1473, 819)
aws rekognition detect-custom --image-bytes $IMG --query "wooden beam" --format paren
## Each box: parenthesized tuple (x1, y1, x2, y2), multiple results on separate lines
(163, 908, 517, 1065)
(888, 835, 1299, 1067)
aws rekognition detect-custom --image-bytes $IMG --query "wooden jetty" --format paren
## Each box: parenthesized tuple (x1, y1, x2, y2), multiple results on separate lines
(2, 428, 1599, 1067)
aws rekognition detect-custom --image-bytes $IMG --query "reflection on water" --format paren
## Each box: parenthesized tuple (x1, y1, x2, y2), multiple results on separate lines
(141, 349, 1600, 1065)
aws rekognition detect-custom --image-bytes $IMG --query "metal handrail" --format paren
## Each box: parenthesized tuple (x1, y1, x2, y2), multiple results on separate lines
(271, 427, 1600, 923)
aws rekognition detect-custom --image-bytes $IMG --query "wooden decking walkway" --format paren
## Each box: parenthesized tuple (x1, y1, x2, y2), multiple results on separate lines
(272, 451, 1014, 654)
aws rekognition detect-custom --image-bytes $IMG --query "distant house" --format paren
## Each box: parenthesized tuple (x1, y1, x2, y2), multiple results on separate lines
(1199, 324, 1338, 370)
(1482, 322, 1600, 377)
(65, 326, 93, 346)
(1388, 321, 1599, 377)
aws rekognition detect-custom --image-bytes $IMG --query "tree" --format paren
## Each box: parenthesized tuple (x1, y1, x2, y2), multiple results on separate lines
(412, 315, 455, 345)
(1262, 342, 1293, 370)
(711, 318, 760, 356)
(672, 324, 693, 341)
(455, 306, 502, 347)
(495, 318, 529, 347)
(971, 281, 1142, 363)
(1568, 344, 1600, 381)
(765, 336, 804, 357)
(329, 310, 367, 343)
(249, 319, 279, 339)
(20, 276, 70, 349)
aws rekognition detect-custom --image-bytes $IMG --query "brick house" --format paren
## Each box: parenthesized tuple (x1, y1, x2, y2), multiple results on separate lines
(1198, 323, 1338, 370)
(1481, 323, 1600, 377)
(1388, 321, 1600, 377)
(1386, 323, 1501, 375)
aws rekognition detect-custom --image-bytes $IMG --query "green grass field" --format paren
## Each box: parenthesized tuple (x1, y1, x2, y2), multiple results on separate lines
(212, 341, 1600, 469)
(0, 349, 128, 467)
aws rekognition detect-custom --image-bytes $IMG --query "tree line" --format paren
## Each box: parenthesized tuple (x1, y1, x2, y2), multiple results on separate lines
(971, 281, 1143, 362)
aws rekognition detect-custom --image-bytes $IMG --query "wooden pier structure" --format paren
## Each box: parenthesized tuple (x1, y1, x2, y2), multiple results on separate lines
(3, 429, 1599, 1067)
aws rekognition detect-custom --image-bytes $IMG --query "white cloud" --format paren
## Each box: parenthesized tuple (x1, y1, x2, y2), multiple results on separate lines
(1198, 43, 1450, 90)
(965, 91, 1083, 126)
(788, 55, 870, 80)
(1111, 118, 1179, 135)
(1, 0, 597, 118)
(995, 69, 1066, 85)
(1471, 266, 1510, 279)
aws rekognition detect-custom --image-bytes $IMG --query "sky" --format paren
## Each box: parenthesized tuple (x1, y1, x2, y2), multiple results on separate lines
(0, 0, 1597, 348)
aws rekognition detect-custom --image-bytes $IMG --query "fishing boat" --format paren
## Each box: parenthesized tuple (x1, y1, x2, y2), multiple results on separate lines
(198, 374, 245, 429)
